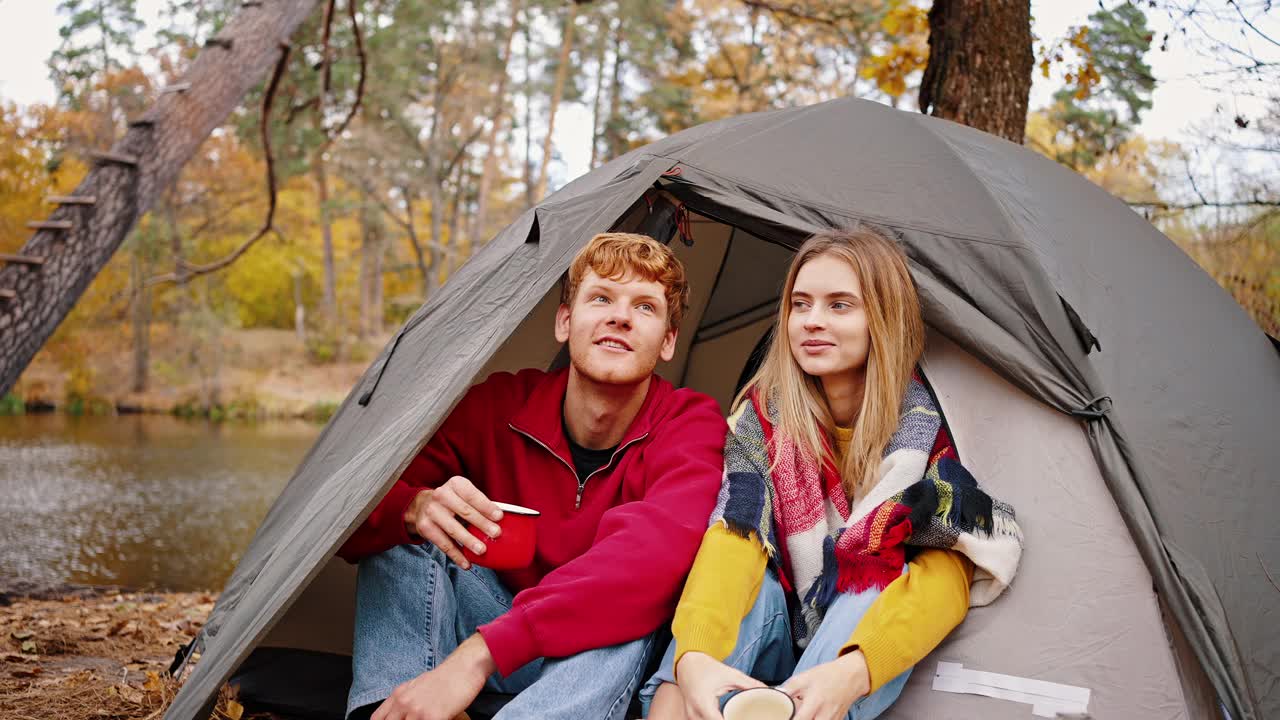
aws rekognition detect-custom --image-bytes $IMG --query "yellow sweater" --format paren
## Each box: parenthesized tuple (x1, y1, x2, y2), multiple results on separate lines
(672, 427, 975, 693)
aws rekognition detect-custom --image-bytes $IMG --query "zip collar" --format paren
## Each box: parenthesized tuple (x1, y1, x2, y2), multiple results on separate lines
(507, 424, 650, 508)
(507, 366, 670, 466)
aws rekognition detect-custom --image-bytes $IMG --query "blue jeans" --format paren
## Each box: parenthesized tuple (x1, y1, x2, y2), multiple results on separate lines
(639, 570, 912, 719)
(349, 543, 657, 719)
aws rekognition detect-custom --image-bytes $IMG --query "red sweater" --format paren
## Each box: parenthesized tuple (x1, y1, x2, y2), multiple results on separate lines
(337, 368, 727, 676)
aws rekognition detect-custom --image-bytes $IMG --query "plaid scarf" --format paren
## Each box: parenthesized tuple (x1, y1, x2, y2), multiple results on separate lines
(711, 371, 1023, 647)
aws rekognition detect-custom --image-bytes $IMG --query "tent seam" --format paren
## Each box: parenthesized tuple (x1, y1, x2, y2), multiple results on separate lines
(655, 155, 1019, 248)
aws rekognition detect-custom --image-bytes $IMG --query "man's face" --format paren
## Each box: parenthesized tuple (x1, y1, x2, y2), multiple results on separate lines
(555, 270, 678, 387)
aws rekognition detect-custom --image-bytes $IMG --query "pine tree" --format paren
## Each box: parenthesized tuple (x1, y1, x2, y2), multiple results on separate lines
(1046, 3, 1156, 171)
(48, 0, 145, 136)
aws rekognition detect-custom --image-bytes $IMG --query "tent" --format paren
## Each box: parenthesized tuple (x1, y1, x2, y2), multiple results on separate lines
(164, 97, 1280, 720)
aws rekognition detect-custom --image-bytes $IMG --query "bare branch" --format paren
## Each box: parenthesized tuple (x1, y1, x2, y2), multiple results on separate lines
(1229, 1, 1280, 49)
(184, 194, 260, 238)
(324, 0, 368, 144)
(1183, 153, 1213, 206)
(320, 0, 337, 97)
(1126, 199, 1280, 209)
(341, 170, 463, 259)
(442, 123, 488, 179)
(146, 44, 292, 288)
(285, 96, 319, 125)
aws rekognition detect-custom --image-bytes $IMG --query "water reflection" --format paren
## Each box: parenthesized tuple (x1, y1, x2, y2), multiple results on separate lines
(0, 414, 320, 591)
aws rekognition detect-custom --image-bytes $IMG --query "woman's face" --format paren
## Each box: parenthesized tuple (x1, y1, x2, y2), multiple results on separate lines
(787, 253, 871, 380)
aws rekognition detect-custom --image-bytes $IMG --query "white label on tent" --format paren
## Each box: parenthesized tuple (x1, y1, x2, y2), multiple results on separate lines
(931, 662, 1091, 718)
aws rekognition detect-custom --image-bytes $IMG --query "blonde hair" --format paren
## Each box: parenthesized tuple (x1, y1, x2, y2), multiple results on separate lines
(735, 225, 925, 498)
(561, 233, 690, 329)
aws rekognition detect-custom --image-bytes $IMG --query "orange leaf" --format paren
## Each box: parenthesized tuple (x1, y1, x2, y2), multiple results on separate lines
(144, 670, 165, 693)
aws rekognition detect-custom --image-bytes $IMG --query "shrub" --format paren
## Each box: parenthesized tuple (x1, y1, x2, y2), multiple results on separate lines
(0, 393, 25, 415)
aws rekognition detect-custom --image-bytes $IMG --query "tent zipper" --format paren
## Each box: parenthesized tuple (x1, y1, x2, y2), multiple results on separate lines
(509, 424, 648, 510)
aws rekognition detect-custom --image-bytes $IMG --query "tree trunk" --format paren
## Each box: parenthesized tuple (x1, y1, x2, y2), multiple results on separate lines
(588, 15, 611, 169)
(445, 158, 467, 279)
(292, 267, 307, 345)
(314, 155, 338, 323)
(370, 228, 383, 337)
(604, 23, 625, 161)
(399, 186, 430, 298)
(522, 7, 536, 207)
(357, 203, 373, 339)
(919, 0, 1033, 144)
(97, 0, 119, 148)
(206, 295, 222, 411)
(0, 0, 322, 396)
(163, 196, 193, 318)
(358, 200, 385, 339)
(426, 173, 445, 300)
(534, 3, 578, 201)
(129, 244, 150, 393)
(471, 0, 521, 248)
(164, 198, 184, 285)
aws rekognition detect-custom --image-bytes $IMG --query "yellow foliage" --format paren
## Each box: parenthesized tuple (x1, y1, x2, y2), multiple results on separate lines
(860, 3, 929, 98)
(881, 2, 927, 36)
(660, 0, 883, 125)
(1025, 110, 1160, 201)
(1038, 24, 1101, 102)
(0, 102, 88, 253)
(861, 43, 928, 98)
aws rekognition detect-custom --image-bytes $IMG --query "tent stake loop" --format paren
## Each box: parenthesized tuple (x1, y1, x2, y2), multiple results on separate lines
(1071, 396, 1112, 420)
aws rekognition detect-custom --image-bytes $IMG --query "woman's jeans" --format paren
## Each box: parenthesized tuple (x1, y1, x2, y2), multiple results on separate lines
(639, 570, 912, 719)
(348, 543, 656, 719)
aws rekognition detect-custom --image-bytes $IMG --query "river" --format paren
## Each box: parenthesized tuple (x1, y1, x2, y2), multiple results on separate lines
(0, 414, 321, 592)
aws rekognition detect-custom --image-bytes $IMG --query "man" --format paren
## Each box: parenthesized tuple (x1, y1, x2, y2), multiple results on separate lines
(338, 233, 727, 720)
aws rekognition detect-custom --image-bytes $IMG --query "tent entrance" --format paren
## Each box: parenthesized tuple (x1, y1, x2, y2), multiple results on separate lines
(253, 210, 795, 664)
(236, 205, 1221, 720)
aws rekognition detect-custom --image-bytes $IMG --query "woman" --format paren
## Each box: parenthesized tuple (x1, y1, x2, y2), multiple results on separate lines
(643, 226, 1023, 720)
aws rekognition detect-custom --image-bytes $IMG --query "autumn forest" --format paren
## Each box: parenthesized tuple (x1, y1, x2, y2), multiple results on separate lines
(1, 0, 1276, 420)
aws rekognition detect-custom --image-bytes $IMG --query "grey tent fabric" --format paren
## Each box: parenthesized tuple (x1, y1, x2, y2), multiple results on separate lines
(165, 97, 1279, 720)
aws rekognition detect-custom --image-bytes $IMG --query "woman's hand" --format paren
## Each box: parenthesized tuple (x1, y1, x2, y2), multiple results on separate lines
(780, 650, 871, 720)
(675, 651, 767, 719)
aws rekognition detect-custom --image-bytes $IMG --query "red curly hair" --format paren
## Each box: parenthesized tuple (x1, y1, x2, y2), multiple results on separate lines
(560, 233, 690, 329)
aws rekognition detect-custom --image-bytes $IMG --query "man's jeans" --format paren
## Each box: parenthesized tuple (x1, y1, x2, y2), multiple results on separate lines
(638, 569, 912, 719)
(348, 543, 656, 719)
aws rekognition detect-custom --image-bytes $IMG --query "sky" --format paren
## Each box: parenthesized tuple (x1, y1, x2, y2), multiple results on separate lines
(0, 1, 1274, 185)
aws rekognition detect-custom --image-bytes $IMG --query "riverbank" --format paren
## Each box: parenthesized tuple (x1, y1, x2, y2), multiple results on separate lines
(0, 585, 248, 720)
(7, 327, 393, 422)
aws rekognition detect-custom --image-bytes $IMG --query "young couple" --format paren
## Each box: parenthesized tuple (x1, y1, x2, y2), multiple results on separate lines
(338, 229, 1022, 720)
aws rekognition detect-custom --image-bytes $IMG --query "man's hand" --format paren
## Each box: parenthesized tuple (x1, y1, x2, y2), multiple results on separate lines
(780, 650, 870, 720)
(675, 651, 767, 719)
(404, 476, 504, 569)
(372, 634, 497, 720)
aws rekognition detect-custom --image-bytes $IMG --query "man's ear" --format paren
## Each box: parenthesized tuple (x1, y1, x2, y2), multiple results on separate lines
(659, 327, 678, 362)
(554, 304, 571, 344)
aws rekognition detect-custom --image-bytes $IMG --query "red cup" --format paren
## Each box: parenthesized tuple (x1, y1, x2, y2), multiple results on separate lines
(462, 501, 540, 570)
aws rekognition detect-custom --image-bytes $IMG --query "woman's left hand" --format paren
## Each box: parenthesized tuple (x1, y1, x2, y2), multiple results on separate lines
(780, 650, 871, 720)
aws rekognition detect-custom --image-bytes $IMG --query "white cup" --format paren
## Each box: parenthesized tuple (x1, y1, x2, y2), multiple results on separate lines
(722, 687, 796, 720)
